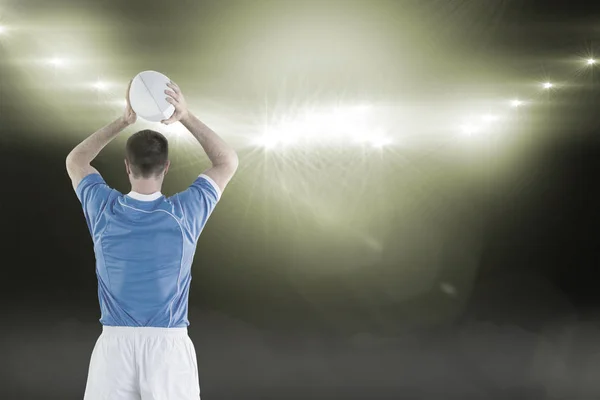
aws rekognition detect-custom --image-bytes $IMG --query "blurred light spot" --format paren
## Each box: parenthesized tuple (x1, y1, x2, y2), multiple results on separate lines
(363, 236, 383, 252)
(255, 104, 383, 148)
(93, 80, 109, 91)
(370, 137, 393, 148)
(440, 282, 457, 296)
(461, 123, 480, 135)
(48, 57, 68, 67)
(481, 114, 499, 123)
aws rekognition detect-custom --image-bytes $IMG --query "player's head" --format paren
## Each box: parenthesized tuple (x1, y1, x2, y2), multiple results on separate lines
(124, 129, 170, 181)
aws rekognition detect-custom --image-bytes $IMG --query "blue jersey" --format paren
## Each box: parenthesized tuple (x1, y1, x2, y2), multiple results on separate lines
(76, 173, 221, 328)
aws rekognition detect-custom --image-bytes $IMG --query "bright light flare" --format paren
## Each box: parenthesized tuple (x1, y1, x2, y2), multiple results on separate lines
(48, 57, 68, 67)
(370, 137, 393, 148)
(481, 114, 499, 123)
(0, 25, 6, 35)
(460, 123, 481, 136)
(587, 58, 596, 65)
(511, 99, 523, 107)
(254, 134, 297, 149)
(459, 113, 499, 136)
(254, 104, 386, 148)
(543, 82, 553, 89)
(254, 136, 279, 149)
(93, 80, 109, 91)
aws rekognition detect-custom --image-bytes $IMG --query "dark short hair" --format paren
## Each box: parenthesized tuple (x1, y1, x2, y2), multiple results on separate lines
(125, 129, 169, 178)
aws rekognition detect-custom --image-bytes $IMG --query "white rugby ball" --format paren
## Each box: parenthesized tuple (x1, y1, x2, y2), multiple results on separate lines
(128, 70, 175, 122)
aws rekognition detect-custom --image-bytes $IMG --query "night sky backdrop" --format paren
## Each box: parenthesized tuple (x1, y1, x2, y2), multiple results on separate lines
(2, 0, 600, 399)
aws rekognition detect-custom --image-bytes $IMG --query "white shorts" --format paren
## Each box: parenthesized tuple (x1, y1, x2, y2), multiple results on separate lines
(84, 326, 201, 400)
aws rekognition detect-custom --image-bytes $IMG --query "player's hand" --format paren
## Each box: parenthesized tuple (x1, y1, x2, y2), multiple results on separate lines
(162, 81, 188, 125)
(123, 79, 137, 125)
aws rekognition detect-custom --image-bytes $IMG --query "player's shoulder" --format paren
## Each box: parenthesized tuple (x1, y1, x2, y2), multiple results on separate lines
(76, 172, 122, 201)
(76, 172, 105, 191)
(197, 174, 222, 197)
(186, 174, 222, 202)
(166, 175, 217, 199)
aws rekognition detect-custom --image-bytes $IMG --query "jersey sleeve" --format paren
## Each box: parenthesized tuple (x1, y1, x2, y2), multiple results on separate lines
(75, 173, 115, 234)
(174, 174, 221, 240)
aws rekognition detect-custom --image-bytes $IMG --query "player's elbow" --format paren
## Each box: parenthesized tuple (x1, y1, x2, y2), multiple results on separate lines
(66, 152, 82, 169)
(65, 152, 90, 175)
(65, 153, 76, 170)
(217, 151, 239, 172)
(228, 151, 239, 171)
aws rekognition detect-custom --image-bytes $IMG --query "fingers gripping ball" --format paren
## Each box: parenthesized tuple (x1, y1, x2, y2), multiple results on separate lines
(128, 71, 175, 122)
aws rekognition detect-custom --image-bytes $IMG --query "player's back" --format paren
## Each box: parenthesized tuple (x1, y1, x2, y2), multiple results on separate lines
(76, 173, 221, 328)
(99, 194, 190, 327)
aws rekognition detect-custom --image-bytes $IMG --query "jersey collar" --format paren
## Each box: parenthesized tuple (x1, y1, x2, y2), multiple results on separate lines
(127, 191, 163, 201)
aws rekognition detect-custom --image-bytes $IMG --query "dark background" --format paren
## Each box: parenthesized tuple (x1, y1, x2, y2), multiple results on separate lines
(2, 0, 600, 399)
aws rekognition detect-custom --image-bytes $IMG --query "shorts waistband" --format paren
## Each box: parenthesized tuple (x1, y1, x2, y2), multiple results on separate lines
(102, 325, 188, 337)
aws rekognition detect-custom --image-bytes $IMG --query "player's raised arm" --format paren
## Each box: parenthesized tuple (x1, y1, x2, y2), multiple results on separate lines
(162, 81, 239, 193)
(66, 80, 137, 190)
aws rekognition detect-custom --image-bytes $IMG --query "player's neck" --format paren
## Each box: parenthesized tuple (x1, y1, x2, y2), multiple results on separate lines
(130, 179, 162, 195)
